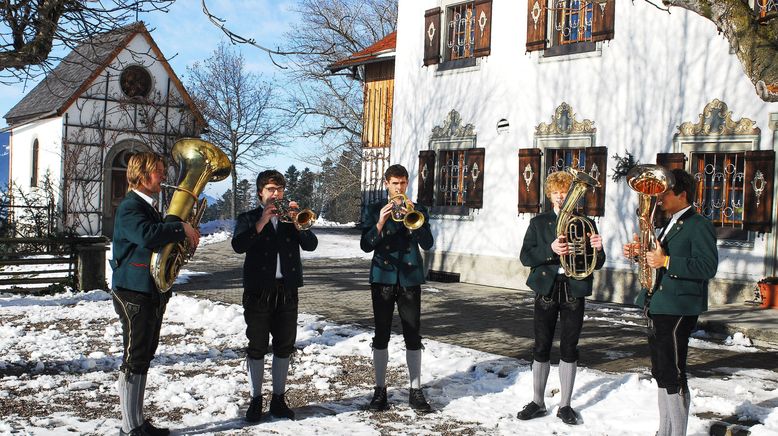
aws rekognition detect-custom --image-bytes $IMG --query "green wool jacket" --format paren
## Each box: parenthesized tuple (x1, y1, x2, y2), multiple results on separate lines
(360, 201, 433, 287)
(110, 191, 187, 294)
(520, 210, 606, 298)
(635, 209, 718, 316)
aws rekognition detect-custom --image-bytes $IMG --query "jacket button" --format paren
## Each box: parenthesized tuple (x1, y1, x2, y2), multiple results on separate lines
(542, 271, 546, 276)
(264, 252, 269, 256)
(659, 285, 663, 290)
(288, 253, 293, 257)
(385, 245, 390, 250)
(291, 267, 296, 271)
(407, 262, 413, 266)
(261, 266, 266, 270)
(384, 260, 389, 264)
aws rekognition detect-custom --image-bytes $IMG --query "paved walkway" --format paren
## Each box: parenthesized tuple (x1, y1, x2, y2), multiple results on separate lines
(178, 228, 778, 378)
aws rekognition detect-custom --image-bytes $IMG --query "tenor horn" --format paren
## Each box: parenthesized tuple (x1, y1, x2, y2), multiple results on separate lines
(555, 168, 601, 280)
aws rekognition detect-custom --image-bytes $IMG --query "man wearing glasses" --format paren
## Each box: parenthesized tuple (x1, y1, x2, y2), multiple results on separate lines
(232, 169, 318, 422)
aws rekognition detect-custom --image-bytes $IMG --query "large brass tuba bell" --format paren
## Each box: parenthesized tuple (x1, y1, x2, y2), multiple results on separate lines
(626, 164, 675, 291)
(555, 168, 601, 280)
(150, 138, 232, 292)
(388, 193, 425, 230)
(272, 198, 317, 231)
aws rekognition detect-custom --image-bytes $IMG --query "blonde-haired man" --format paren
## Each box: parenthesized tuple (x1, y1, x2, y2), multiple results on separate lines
(111, 151, 199, 436)
(517, 170, 605, 425)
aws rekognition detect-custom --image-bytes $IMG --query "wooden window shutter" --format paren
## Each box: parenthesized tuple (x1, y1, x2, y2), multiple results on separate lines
(584, 146, 607, 217)
(424, 8, 442, 66)
(417, 150, 436, 206)
(518, 148, 542, 213)
(743, 150, 775, 233)
(465, 148, 486, 208)
(474, 0, 493, 57)
(526, 0, 547, 52)
(656, 152, 686, 171)
(591, 0, 615, 42)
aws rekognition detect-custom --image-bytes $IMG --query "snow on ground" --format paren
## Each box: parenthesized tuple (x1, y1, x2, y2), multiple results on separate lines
(1, 291, 778, 436)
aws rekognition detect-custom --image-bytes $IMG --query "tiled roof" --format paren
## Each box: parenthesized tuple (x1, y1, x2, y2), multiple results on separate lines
(329, 31, 396, 73)
(4, 23, 144, 126)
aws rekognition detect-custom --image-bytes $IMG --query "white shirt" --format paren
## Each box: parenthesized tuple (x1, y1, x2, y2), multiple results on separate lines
(659, 205, 692, 242)
(133, 189, 157, 209)
(271, 216, 283, 279)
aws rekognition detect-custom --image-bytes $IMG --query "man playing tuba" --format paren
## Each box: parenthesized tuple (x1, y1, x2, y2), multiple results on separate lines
(110, 152, 200, 436)
(622, 169, 718, 436)
(232, 169, 318, 422)
(517, 170, 605, 426)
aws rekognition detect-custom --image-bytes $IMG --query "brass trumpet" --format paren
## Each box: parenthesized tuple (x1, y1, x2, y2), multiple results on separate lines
(272, 198, 316, 230)
(388, 193, 425, 230)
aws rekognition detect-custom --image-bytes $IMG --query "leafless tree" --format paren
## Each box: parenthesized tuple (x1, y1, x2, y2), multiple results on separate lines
(186, 42, 290, 219)
(0, 0, 174, 84)
(281, 0, 397, 206)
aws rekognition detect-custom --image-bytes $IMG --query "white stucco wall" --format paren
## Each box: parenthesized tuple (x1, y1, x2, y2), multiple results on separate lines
(9, 117, 64, 196)
(393, 0, 778, 295)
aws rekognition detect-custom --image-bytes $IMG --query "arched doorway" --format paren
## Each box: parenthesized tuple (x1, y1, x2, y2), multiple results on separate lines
(103, 141, 149, 237)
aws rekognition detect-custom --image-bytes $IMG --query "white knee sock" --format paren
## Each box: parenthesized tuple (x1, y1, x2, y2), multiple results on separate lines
(247, 357, 264, 398)
(665, 390, 691, 436)
(117, 373, 144, 432)
(406, 349, 422, 389)
(558, 360, 577, 408)
(657, 388, 671, 436)
(532, 360, 550, 407)
(373, 348, 389, 387)
(272, 356, 290, 395)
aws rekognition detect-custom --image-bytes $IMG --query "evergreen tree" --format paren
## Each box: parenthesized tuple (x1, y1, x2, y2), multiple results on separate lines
(297, 167, 315, 211)
(235, 179, 255, 213)
(284, 165, 300, 201)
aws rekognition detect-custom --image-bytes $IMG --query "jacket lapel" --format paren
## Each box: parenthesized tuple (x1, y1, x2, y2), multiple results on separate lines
(662, 207, 696, 246)
(129, 191, 162, 222)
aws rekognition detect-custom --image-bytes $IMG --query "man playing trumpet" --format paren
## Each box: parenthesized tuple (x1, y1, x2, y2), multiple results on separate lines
(623, 169, 717, 436)
(232, 169, 318, 422)
(518, 170, 605, 425)
(360, 164, 434, 413)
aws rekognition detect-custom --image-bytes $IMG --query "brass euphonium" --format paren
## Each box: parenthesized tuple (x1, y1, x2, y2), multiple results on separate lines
(388, 193, 425, 230)
(150, 138, 232, 292)
(626, 164, 675, 291)
(555, 168, 601, 280)
(272, 198, 317, 230)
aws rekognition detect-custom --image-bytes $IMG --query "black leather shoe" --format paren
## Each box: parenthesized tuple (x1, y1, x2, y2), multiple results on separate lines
(245, 396, 263, 423)
(557, 405, 579, 425)
(140, 420, 169, 436)
(368, 386, 388, 411)
(119, 426, 150, 436)
(517, 401, 547, 420)
(269, 394, 295, 420)
(408, 388, 433, 413)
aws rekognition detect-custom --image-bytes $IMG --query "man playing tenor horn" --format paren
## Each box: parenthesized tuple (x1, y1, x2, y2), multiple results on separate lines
(518, 170, 605, 425)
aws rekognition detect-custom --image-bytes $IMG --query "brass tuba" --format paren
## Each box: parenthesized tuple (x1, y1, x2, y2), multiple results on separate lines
(389, 193, 425, 230)
(626, 164, 675, 291)
(555, 168, 601, 280)
(151, 138, 232, 292)
(272, 198, 317, 231)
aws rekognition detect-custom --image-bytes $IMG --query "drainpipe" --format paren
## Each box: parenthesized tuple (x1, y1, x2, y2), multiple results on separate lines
(766, 113, 778, 277)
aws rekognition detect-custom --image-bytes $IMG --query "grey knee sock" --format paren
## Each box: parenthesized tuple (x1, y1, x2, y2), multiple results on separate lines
(136, 374, 147, 425)
(532, 360, 550, 407)
(665, 390, 691, 436)
(558, 360, 577, 408)
(406, 349, 422, 389)
(272, 356, 290, 395)
(117, 372, 144, 433)
(657, 388, 670, 436)
(373, 348, 389, 388)
(247, 357, 264, 398)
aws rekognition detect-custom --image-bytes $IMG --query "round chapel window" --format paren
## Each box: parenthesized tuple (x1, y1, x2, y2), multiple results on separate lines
(119, 65, 152, 98)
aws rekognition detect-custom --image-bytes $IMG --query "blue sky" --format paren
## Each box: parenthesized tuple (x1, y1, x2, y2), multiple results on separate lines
(0, 0, 317, 196)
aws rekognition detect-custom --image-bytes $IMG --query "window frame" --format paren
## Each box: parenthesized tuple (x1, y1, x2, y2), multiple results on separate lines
(429, 136, 477, 218)
(678, 137, 760, 248)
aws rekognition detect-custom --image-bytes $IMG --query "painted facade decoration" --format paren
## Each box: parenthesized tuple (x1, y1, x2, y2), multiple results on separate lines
(3, 23, 203, 237)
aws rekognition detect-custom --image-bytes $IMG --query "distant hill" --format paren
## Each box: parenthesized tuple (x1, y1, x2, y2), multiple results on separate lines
(0, 132, 9, 191)
(199, 193, 218, 205)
